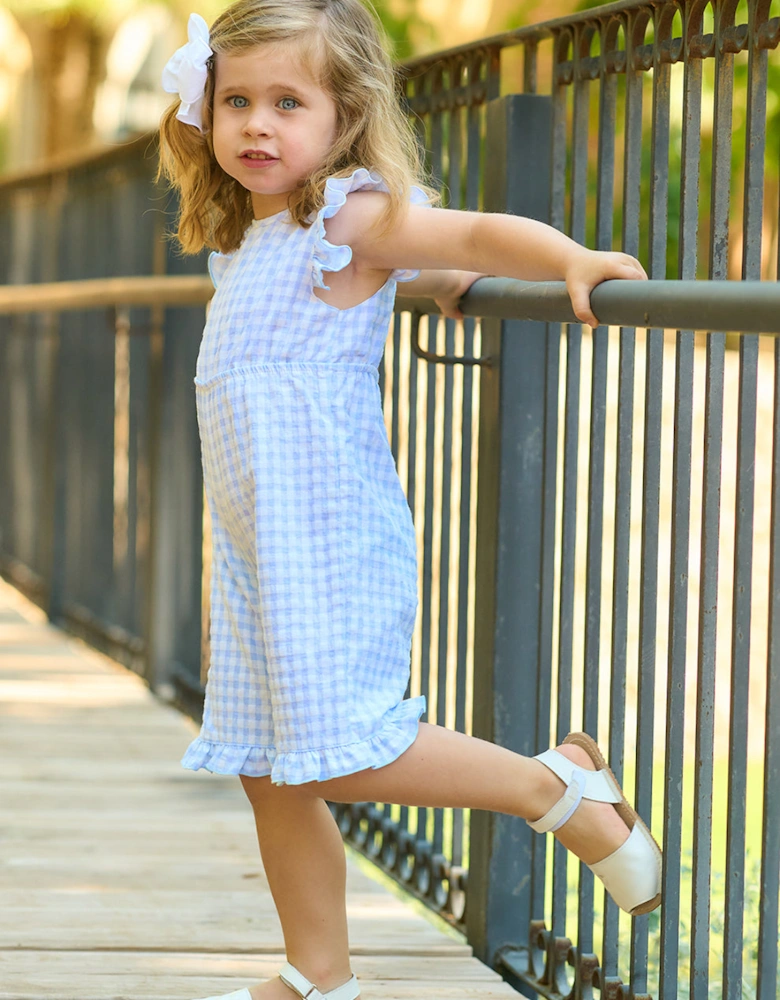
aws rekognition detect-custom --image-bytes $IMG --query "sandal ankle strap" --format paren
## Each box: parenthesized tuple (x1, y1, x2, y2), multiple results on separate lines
(527, 766, 586, 833)
(279, 962, 360, 1000)
(526, 748, 622, 834)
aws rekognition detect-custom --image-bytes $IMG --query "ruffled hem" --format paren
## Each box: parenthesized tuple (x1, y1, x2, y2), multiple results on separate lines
(311, 167, 432, 291)
(181, 694, 427, 785)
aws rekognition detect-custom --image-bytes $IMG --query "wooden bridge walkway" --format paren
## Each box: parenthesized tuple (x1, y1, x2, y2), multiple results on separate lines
(0, 578, 517, 1000)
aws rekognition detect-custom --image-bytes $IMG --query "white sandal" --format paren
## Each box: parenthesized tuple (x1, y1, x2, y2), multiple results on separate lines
(279, 962, 360, 1000)
(190, 963, 360, 1000)
(527, 731, 662, 916)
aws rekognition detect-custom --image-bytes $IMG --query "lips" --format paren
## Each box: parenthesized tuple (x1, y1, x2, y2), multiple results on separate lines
(240, 153, 279, 170)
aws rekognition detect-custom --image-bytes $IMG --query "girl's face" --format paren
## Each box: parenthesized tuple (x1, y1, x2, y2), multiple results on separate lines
(211, 41, 338, 220)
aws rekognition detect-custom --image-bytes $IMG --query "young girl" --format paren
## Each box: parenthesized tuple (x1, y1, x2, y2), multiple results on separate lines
(157, 3, 660, 998)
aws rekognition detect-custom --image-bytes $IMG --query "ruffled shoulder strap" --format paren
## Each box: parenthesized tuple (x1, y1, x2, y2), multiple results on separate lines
(311, 167, 432, 291)
(207, 250, 234, 290)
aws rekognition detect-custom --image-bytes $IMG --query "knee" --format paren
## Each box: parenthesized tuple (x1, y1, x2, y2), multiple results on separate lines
(239, 772, 320, 808)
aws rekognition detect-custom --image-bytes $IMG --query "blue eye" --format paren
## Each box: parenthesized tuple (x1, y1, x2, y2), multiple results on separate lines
(228, 96, 249, 108)
(279, 97, 299, 111)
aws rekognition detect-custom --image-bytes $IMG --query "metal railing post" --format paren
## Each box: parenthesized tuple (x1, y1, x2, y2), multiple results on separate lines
(41, 174, 68, 623)
(467, 93, 556, 990)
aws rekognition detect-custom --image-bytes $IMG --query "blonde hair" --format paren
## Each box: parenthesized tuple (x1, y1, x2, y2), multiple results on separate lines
(155, 0, 439, 255)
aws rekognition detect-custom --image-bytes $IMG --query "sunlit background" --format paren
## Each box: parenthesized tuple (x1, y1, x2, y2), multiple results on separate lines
(0, 0, 572, 173)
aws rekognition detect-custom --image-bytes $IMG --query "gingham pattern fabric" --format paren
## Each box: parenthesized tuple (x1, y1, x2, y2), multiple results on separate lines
(181, 168, 429, 785)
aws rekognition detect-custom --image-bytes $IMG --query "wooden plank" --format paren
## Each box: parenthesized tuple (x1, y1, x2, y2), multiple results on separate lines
(0, 578, 504, 1000)
(0, 978, 517, 1000)
(0, 953, 485, 977)
(0, 860, 412, 895)
(0, 891, 461, 952)
(0, 979, 517, 1000)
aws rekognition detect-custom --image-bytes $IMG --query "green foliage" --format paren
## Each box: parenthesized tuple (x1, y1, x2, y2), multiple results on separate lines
(373, 0, 437, 61)
(4, 0, 435, 57)
(4, 0, 139, 22)
(501, 0, 549, 33)
(574, 0, 616, 10)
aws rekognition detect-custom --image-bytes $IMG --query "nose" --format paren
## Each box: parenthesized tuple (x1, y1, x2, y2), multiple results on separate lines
(242, 106, 274, 137)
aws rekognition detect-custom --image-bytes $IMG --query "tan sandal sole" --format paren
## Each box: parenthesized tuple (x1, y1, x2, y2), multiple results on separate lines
(563, 731, 662, 915)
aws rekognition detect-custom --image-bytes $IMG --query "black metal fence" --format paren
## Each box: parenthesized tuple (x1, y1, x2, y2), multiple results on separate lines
(0, 140, 210, 710)
(1, 1, 780, 998)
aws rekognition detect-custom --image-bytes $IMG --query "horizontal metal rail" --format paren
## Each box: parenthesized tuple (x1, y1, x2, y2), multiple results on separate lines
(399, 0, 780, 73)
(0, 276, 213, 313)
(1, 275, 778, 334)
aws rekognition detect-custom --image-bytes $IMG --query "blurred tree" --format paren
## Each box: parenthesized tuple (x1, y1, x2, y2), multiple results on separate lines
(2, 0, 435, 163)
(4, 0, 136, 160)
(491, 0, 575, 34)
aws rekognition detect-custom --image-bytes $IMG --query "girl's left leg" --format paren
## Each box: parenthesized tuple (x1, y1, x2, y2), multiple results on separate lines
(305, 721, 630, 866)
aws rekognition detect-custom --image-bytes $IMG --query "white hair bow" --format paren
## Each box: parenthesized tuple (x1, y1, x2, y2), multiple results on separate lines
(161, 12, 213, 133)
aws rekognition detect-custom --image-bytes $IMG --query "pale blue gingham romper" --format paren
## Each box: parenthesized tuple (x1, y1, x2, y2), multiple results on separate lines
(180, 168, 429, 785)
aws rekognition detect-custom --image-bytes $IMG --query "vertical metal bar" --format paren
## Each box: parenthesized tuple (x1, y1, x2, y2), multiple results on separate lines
(433, 315, 454, 851)
(529, 80, 559, 967)
(144, 297, 165, 682)
(415, 65, 444, 853)
(658, 4, 703, 993)
(742, 0, 768, 283)
(602, 326, 635, 985)
(523, 38, 538, 95)
(433, 68, 458, 866)
(595, 29, 617, 259)
(550, 31, 570, 237)
(40, 173, 67, 623)
(690, 330, 725, 1000)
(578, 30, 616, 961)
(603, 15, 643, 981)
(675, 11, 712, 994)
(575, 18, 609, 961)
(450, 76, 466, 884)
(658, 329, 694, 1000)
(709, 7, 735, 285)
(570, 24, 590, 248)
(553, 316, 579, 937)
(486, 44, 501, 102)
(400, 307, 422, 843)
(713, 2, 760, 996)
(723, 331, 759, 1000)
(630, 8, 669, 995)
(757, 336, 780, 1000)
(550, 28, 578, 948)
(529, 34, 562, 941)
(689, 4, 737, 993)
(417, 307, 435, 847)
(629, 342, 663, 1000)
(532, 325, 560, 911)
(390, 312, 402, 462)
(399, 71, 428, 866)
(552, 368, 580, 946)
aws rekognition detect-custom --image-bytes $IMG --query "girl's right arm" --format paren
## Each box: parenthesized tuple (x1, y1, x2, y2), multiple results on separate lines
(336, 192, 647, 328)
